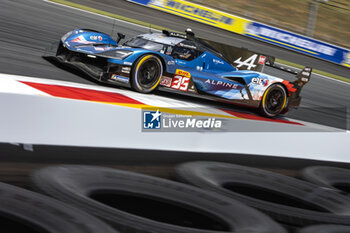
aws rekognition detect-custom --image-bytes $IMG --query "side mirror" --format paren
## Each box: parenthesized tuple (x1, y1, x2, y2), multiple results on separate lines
(116, 33, 125, 43)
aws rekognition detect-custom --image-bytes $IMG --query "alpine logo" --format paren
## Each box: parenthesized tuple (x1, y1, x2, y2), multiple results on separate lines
(205, 79, 238, 89)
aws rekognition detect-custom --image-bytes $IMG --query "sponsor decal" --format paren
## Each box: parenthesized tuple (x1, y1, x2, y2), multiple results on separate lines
(71, 35, 95, 44)
(301, 77, 309, 82)
(94, 47, 106, 51)
(213, 59, 224, 65)
(179, 43, 197, 49)
(187, 84, 196, 93)
(94, 46, 114, 52)
(121, 66, 131, 74)
(258, 55, 266, 65)
(90, 35, 103, 41)
(124, 61, 133, 65)
(160, 76, 172, 87)
(171, 75, 190, 91)
(234, 54, 258, 70)
(177, 60, 187, 65)
(111, 74, 129, 83)
(71, 35, 86, 43)
(301, 71, 310, 77)
(175, 69, 191, 78)
(196, 66, 203, 71)
(251, 77, 268, 86)
(205, 79, 238, 89)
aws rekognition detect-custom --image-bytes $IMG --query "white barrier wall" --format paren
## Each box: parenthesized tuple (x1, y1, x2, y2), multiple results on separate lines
(0, 73, 349, 163)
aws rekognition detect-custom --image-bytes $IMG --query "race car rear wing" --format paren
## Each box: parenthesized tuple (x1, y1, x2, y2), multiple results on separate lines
(286, 67, 312, 109)
(293, 67, 312, 95)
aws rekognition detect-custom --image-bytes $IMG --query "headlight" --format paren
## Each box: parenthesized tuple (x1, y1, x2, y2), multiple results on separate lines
(61, 31, 73, 42)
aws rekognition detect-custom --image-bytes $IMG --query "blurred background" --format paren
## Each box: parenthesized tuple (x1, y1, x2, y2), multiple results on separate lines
(191, 0, 350, 48)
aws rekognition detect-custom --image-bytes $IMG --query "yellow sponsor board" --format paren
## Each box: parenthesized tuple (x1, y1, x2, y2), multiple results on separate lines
(342, 51, 350, 68)
(176, 69, 191, 77)
(148, 0, 250, 34)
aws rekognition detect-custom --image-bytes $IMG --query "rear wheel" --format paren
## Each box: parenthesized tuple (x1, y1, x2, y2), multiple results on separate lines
(260, 84, 287, 117)
(131, 54, 163, 93)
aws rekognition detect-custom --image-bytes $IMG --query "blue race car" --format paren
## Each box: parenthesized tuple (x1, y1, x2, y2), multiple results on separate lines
(47, 28, 311, 117)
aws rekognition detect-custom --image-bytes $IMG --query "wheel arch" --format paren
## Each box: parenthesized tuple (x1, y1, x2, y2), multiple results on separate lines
(278, 82, 289, 97)
(132, 52, 166, 71)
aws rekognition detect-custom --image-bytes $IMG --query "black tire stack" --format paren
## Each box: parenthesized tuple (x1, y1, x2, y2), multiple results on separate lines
(300, 166, 350, 195)
(30, 165, 286, 233)
(2, 162, 350, 233)
(0, 182, 118, 233)
(175, 162, 350, 232)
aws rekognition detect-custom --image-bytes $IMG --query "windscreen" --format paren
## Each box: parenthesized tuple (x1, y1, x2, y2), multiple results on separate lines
(123, 37, 166, 52)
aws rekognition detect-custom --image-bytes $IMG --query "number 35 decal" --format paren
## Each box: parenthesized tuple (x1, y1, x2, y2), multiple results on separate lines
(171, 75, 190, 91)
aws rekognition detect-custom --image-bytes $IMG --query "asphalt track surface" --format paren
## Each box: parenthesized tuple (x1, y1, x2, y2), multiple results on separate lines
(1, 0, 349, 129)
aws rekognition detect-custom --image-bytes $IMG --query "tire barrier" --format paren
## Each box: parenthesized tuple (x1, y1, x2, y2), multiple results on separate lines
(298, 224, 350, 233)
(175, 161, 350, 228)
(0, 181, 118, 233)
(31, 165, 286, 233)
(300, 166, 350, 195)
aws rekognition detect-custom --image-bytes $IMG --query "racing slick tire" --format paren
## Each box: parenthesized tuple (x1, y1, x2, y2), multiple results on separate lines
(31, 165, 287, 233)
(131, 54, 163, 93)
(259, 84, 287, 117)
(0, 182, 117, 233)
(298, 225, 350, 233)
(175, 161, 350, 228)
(300, 166, 350, 195)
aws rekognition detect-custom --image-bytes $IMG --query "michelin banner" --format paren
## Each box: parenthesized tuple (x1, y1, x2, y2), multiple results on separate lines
(127, 0, 250, 34)
(245, 22, 349, 66)
(127, 0, 350, 67)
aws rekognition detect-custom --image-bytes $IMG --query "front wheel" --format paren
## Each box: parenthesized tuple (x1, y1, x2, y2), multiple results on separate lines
(259, 84, 287, 117)
(131, 54, 163, 93)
